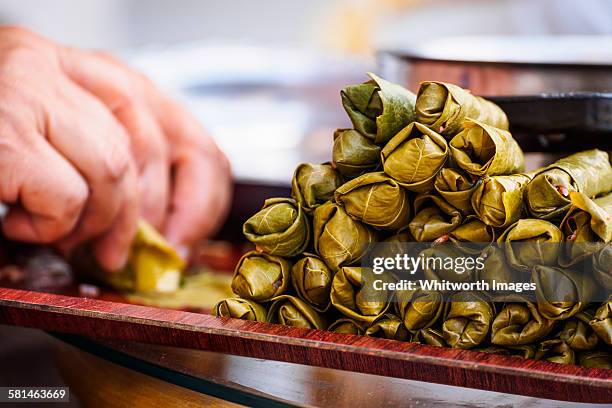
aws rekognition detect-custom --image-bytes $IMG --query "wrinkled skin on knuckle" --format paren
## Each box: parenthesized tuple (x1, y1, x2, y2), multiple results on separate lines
(99, 137, 133, 183)
(116, 92, 139, 114)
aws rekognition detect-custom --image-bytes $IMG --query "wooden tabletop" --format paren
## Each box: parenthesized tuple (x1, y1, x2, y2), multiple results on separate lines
(50, 333, 606, 408)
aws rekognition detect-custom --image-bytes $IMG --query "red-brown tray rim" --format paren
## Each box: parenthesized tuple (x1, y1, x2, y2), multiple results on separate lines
(0, 287, 610, 403)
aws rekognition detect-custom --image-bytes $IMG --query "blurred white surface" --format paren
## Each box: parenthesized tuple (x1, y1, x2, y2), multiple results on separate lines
(375, 0, 612, 50)
(3, 0, 612, 53)
(130, 43, 370, 184)
(385, 35, 612, 65)
(0, 0, 330, 51)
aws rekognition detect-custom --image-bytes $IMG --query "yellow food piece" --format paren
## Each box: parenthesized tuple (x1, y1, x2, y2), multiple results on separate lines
(127, 271, 233, 310)
(104, 220, 185, 294)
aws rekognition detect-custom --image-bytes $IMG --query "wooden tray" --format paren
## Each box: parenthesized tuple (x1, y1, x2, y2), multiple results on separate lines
(0, 286, 610, 403)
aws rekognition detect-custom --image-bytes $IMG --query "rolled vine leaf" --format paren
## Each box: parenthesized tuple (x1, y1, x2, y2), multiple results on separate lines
(578, 350, 612, 369)
(243, 197, 310, 257)
(590, 301, 612, 346)
(334, 172, 411, 230)
(370, 229, 415, 262)
(291, 163, 343, 215)
(99, 220, 184, 293)
(415, 81, 509, 138)
(412, 328, 447, 347)
(535, 339, 575, 365)
(491, 296, 554, 346)
(420, 245, 475, 284)
(525, 149, 612, 220)
(330, 266, 390, 324)
(442, 292, 494, 349)
(592, 246, 612, 291)
(447, 217, 496, 248)
(559, 310, 599, 351)
(291, 253, 334, 312)
(434, 167, 479, 216)
(476, 245, 515, 294)
(332, 129, 381, 179)
(395, 289, 446, 331)
(267, 295, 328, 329)
(533, 265, 596, 321)
(449, 119, 524, 177)
(231, 251, 291, 302)
(471, 172, 534, 228)
(328, 318, 366, 335)
(341, 73, 416, 145)
(365, 313, 411, 341)
(381, 122, 449, 193)
(213, 298, 267, 322)
(498, 219, 563, 272)
(559, 192, 612, 267)
(408, 193, 462, 242)
(382, 228, 415, 244)
(313, 201, 378, 271)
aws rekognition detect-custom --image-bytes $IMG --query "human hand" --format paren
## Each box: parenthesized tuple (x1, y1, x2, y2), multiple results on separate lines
(0, 26, 232, 271)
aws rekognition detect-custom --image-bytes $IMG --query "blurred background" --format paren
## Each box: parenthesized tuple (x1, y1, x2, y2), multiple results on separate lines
(1, 0, 611, 184)
(1, 1, 612, 403)
(3, 0, 612, 53)
(0, 0, 612, 184)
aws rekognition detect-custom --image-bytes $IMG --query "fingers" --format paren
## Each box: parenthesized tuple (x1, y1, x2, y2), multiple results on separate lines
(60, 47, 170, 229)
(0, 130, 88, 243)
(91, 166, 140, 271)
(59, 47, 136, 109)
(113, 104, 169, 229)
(0, 38, 141, 272)
(48, 79, 139, 263)
(159, 100, 233, 253)
(163, 153, 227, 256)
(61, 47, 233, 256)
